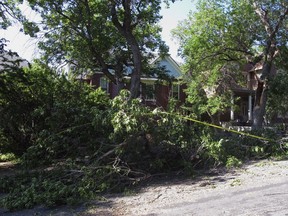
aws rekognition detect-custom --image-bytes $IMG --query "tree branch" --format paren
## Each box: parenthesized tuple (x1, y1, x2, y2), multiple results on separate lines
(272, 7, 288, 39)
(110, 1, 126, 36)
(253, 2, 273, 35)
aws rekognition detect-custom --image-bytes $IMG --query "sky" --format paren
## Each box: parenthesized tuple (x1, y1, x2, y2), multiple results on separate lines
(0, 0, 195, 63)
(160, 0, 195, 62)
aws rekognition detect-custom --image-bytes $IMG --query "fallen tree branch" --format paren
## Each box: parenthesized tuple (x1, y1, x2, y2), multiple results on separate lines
(96, 141, 127, 162)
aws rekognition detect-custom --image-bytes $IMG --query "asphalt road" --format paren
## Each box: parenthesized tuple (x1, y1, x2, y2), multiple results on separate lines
(154, 178, 288, 215)
(113, 159, 288, 216)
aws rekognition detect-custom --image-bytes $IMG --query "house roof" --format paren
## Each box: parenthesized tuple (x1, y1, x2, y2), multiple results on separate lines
(151, 55, 182, 78)
(72, 55, 183, 81)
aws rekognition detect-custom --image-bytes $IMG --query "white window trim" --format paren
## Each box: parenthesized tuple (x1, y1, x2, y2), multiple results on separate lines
(145, 83, 156, 102)
(171, 84, 180, 100)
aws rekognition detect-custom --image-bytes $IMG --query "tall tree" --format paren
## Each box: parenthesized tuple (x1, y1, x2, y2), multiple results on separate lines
(173, 0, 288, 127)
(26, 0, 168, 99)
(173, 0, 257, 124)
(251, 0, 288, 128)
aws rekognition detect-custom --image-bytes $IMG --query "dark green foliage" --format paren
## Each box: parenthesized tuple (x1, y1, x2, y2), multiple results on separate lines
(199, 128, 281, 167)
(0, 61, 33, 155)
(0, 63, 285, 211)
(110, 91, 207, 172)
(21, 80, 113, 167)
(267, 71, 288, 125)
(0, 169, 94, 210)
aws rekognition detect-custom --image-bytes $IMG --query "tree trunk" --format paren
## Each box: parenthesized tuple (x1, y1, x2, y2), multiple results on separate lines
(128, 40, 141, 99)
(252, 87, 268, 129)
(110, 1, 142, 99)
(252, 63, 270, 129)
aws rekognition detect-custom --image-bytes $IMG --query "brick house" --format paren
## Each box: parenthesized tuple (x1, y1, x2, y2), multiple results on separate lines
(221, 61, 279, 126)
(79, 55, 186, 109)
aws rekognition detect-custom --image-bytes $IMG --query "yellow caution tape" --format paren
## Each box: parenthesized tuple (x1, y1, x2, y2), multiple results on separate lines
(161, 112, 272, 142)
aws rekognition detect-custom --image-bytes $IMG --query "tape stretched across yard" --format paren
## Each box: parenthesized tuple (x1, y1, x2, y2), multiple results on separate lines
(161, 112, 272, 142)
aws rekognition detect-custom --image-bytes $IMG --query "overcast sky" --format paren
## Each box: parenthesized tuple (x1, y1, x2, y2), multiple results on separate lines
(0, 0, 195, 63)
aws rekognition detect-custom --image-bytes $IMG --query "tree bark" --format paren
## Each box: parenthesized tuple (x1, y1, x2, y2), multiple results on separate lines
(127, 38, 141, 99)
(110, 0, 142, 99)
(252, 82, 268, 129)
(252, 61, 272, 129)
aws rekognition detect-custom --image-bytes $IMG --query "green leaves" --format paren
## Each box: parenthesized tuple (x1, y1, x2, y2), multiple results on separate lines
(175, 0, 257, 73)
(24, 0, 168, 98)
(111, 90, 149, 139)
(267, 71, 288, 121)
(0, 61, 284, 211)
(173, 0, 288, 125)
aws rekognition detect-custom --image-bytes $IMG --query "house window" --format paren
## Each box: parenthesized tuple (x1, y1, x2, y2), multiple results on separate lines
(145, 84, 155, 101)
(171, 84, 180, 100)
(100, 77, 109, 92)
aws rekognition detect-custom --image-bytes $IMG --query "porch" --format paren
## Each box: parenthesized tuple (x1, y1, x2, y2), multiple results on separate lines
(221, 88, 255, 126)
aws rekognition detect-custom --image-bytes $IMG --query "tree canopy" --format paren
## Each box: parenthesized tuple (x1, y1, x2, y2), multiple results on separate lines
(174, 0, 288, 127)
(23, 0, 169, 98)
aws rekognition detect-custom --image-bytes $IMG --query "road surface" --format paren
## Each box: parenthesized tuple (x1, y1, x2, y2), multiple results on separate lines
(109, 159, 288, 216)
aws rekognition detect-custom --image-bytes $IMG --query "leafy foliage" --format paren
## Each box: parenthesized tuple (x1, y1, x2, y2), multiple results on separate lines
(0, 60, 284, 210)
(0, 81, 284, 211)
(267, 71, 288, 124)
(0, 153, 16, 162)
(24, 0, 169, 98)
(0, 0, 39, 39)
(173, 0, 288, 127)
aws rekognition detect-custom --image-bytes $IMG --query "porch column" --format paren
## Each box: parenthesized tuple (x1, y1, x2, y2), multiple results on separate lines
(230, 94, 234, 121)
(248, 94, 253, 121)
